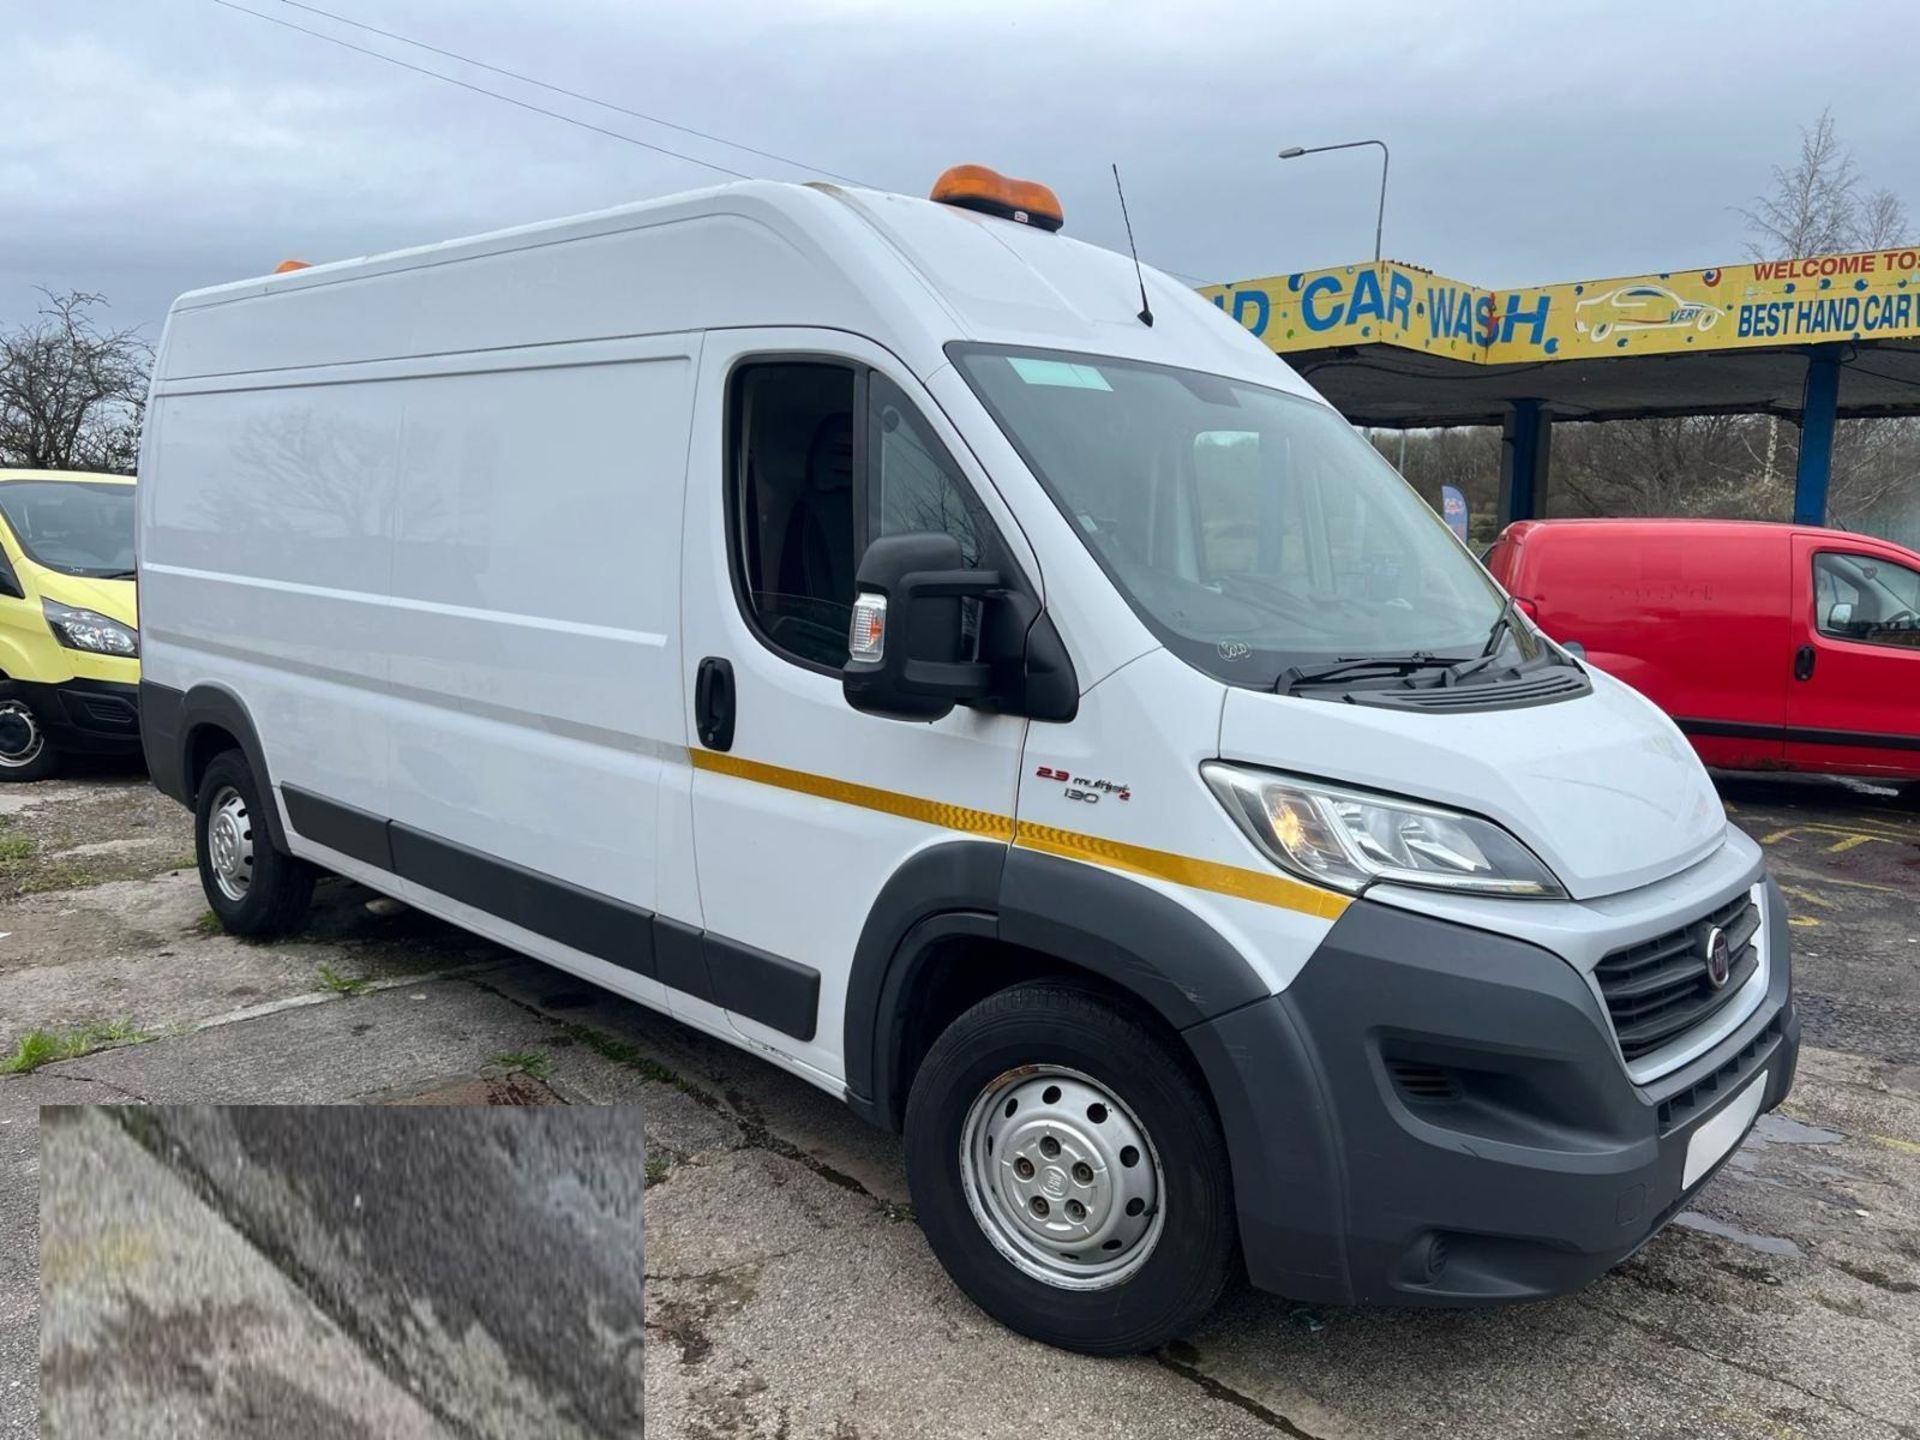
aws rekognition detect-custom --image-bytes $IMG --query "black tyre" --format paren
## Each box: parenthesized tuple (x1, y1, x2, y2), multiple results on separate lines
(0, 694, 59, 782)
(195, 750, 315, 937)
(904, 981, 1237, 1355)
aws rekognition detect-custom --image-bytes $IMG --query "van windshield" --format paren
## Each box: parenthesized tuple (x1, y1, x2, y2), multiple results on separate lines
(951, 345, 1506, 687)
(0, 480, 136, 579)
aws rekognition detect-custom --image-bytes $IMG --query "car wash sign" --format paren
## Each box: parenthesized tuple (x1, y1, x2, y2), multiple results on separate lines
(1202, 245, 1920, 364)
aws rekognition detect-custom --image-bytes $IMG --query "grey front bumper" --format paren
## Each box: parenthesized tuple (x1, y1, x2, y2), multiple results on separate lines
(1184, 875, 1797, 1305)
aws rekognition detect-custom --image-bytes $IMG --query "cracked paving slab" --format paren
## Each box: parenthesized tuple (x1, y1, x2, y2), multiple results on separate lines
(42, 1104, 647, 1439)
(39, 1107, 455, 1439)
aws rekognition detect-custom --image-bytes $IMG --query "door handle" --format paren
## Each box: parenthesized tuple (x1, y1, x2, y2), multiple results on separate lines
(695, 656, 736, 751)
(1793, 644, 1816, 682)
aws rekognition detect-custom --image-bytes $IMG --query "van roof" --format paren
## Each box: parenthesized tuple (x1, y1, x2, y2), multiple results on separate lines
(157, 180, 1306, 395)
(1500, 516, 1917, 552)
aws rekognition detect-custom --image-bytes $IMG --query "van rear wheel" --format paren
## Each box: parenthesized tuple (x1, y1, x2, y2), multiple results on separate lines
(904, 981, 1237, 1355)
(195, 751, 315, 938)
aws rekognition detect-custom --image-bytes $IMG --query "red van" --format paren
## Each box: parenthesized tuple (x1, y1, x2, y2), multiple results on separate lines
(1486, 519, 1920, 780)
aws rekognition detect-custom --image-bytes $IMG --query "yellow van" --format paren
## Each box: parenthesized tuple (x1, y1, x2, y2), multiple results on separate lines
(0, 470, 139, 780)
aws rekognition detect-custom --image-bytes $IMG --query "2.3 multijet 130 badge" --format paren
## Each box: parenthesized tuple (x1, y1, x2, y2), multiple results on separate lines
(1033, 765, 1131, 804)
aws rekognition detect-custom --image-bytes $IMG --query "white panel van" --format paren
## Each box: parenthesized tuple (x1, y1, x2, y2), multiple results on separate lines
(138, 169, 1798, 1353)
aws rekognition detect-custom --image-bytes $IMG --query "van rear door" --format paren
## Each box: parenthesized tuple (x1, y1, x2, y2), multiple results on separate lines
(1786, 532, 1920, 777)
(677, 330, 1033, 1081)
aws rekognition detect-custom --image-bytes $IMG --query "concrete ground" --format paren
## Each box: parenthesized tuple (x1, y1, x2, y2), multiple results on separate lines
(40, 1104, 648, 1438)
(1, 758, 1917, 1439)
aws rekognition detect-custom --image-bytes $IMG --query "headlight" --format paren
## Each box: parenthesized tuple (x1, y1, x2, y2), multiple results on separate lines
(1201, 762, 1565, 899)
(43, 599, 138, 657)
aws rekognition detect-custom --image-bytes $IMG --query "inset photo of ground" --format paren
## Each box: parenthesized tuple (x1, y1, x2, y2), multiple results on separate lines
(40, 1105, 647, 1439)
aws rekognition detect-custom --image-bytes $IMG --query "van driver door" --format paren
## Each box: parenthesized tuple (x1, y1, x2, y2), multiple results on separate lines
(676, 330, 1035, 1085)
(1787, 533, 1920, 776)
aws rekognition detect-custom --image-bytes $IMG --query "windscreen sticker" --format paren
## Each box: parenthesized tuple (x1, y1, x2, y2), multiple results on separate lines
(1007, 357, 1113, 391)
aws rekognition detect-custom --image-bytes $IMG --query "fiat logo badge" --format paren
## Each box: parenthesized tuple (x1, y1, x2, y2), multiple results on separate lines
(1704, 925, 1732, 988)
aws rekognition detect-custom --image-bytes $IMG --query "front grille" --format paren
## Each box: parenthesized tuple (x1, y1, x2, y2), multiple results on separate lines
(79, 695, 137, 727)
(1657, 1012, 1783, 1133)
(1595, 892, 1760, 1063)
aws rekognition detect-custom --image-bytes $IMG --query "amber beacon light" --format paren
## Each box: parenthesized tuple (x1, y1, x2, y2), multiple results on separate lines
(930, 165, 1064, 232)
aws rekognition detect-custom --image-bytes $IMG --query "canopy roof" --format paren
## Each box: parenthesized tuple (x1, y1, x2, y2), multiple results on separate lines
(1201, 248, 1920, 427)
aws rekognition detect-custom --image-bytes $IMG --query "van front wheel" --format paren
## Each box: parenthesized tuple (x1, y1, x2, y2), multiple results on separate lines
(195, 751, 315, 938)
(0, 697, 58, 782)
(904, 982, 1237, 1355)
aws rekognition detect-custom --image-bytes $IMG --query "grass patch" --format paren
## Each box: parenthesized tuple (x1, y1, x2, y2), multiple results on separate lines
(563, 1023, 687, 1089)
(0, 835, 36, 863)
(645, 1156, 671, 1188)
(1, 1019, 146, 1075)
(15, 864, 98, 895)
(193, 909, 223, 935)
(315, 963, 372, 997)
(492, 1048, 552, 1080)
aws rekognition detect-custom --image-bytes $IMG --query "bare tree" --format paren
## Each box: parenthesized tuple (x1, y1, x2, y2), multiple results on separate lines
(1828, 416, 1920, 527)
(1855, 188, 1911, 250)
(1740, 107, 1910, 256)
(0, 291, 152, 474)
(1551, 415, 1783, 520)
(1739, 108, 1862, 257)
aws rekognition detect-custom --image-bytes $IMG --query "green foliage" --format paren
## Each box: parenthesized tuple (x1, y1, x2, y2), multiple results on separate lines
(492, 1049, 553, 1080)
(1, 1019, 145, 1074)
(315, 963, 372, 996)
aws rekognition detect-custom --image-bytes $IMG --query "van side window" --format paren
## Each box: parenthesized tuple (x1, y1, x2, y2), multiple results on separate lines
(868, 373, 981, 567)
(732, 363, 862, 668)
(730, 363, 985, 671)
(1814, 551, 1920, 648)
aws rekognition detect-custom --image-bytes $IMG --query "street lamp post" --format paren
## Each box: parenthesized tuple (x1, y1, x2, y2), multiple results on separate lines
(1278, 139, 1390, 264)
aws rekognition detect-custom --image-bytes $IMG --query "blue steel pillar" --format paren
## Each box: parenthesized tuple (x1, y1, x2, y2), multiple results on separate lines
(1500, 399, 1551, 524)
(1793, 345, 1842, 526)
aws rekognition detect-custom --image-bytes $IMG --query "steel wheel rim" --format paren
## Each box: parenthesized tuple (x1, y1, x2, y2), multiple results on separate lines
(959, 1064, 1166, 1290)
(206, 785, 254, 903)
(0, 701, 44, 769)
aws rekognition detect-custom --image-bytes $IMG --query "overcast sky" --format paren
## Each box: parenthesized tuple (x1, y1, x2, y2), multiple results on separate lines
(4, 0, 1910, 337)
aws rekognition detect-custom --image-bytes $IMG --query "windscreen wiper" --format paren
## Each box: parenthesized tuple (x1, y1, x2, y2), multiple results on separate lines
(1435, 595, 1522, 685)
(1276, 653, 1461, 694)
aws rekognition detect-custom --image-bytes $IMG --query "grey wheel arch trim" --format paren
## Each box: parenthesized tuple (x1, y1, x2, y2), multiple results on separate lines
(140, 680, 289, 851)
(843, 842, 1273, 1131)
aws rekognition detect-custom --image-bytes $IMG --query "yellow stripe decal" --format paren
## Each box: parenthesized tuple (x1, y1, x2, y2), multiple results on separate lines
(689, 749, 1017, 842)
(689, 749, 1348, 920)
(1013, 820, 1350, 920)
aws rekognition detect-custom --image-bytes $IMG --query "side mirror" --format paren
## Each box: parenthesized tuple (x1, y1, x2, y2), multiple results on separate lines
(843, 532, 999, 722)
(0, 553, 21, 600)
(1827, 602, 1854, 631)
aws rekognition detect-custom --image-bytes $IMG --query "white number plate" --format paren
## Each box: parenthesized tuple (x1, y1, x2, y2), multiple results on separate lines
(1682, 1069, 1768, 1190)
